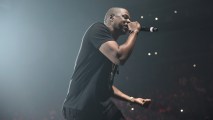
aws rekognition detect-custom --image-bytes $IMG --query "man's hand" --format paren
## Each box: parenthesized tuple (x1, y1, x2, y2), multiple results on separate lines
(128, 21, 141, 33)
(133, 98, 151, 108)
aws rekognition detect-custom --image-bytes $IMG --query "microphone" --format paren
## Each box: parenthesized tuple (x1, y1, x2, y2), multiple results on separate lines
(140, 26, 158, 32)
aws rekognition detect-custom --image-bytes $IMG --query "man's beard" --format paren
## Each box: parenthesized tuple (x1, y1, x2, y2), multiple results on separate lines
(114, 24, 129, 35)
(120, 25, 129, 34)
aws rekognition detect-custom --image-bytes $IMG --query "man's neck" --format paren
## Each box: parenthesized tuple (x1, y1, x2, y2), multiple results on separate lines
(106, 25, 120, 41)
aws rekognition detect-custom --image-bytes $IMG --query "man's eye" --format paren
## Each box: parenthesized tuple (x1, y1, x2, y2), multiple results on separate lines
(122, 15, 128, 19)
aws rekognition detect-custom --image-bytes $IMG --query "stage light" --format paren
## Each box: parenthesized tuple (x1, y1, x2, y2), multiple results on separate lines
(155, 17, 158, 20)
(131, 107, 134, 111)
(141, 16, 144, 19)
(180, 109, 183, 112)
(193, 64, 197, 68)
(174, 10, 178, 14)
(148, 53, 151, 56)
(154, 52, 158, 55)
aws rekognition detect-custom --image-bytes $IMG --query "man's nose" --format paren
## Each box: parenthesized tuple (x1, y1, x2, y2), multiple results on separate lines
(127, 19, 131, 23)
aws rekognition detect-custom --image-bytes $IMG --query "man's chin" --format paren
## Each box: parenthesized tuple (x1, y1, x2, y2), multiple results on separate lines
(122, 29, 129, 34)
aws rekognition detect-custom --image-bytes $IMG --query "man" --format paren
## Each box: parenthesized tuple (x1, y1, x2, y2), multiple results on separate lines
(62, 7, 151, 120)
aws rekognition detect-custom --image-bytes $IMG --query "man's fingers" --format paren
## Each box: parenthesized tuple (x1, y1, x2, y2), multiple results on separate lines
(145, 99, 151, 102)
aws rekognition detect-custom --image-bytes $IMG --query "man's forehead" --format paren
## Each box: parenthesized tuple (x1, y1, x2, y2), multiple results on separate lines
(120, 9, 129, 14)
(117, 9, 130, 16)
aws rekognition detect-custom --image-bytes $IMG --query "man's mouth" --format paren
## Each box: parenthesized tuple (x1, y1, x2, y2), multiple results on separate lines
(123, 25, 128, 31)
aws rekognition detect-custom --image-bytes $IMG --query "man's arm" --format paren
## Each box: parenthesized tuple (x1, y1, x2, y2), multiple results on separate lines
(112, 85, 134, 102)
(112, 85, 151, 106)
(99, 22, 140, 65)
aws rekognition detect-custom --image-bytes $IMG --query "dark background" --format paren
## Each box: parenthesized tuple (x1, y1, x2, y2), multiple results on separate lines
(0, 0, 212, 119)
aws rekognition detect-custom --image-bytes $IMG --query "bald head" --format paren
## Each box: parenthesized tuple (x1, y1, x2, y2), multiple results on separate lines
(104, 7, 129, 25)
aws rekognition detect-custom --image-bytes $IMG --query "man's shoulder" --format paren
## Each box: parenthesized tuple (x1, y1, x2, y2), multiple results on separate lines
(86, 22, 109, 34)
(89, 22, 104, 28)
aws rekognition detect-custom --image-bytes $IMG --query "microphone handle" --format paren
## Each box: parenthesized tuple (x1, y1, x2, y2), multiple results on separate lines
(140, 27, 158, 32)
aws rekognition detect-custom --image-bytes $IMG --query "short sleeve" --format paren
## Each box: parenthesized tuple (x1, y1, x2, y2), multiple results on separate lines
(86, 22, 114, 49)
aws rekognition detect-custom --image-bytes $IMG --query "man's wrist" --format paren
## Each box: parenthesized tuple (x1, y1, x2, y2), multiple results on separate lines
(134, 29, 139, 33)
(130, 30, 139, 35)
(129, 96, 135, 102)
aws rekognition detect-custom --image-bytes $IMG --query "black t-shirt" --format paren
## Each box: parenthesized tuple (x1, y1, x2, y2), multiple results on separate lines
(63, 22, 115, 113)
